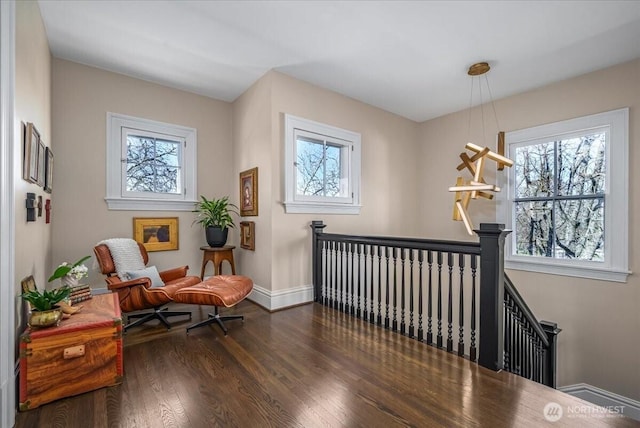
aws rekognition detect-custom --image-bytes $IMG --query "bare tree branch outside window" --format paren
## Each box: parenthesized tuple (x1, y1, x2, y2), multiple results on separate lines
(513, 132, 605, 261)
(296, 136, 344, 197)
(126, 135, 181, 194)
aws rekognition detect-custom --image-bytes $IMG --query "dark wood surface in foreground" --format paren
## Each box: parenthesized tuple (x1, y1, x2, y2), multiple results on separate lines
(16, 300, 636, 427)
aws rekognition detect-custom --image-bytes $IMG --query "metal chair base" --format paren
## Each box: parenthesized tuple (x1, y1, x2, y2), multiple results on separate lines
(125, 307, 191, 332)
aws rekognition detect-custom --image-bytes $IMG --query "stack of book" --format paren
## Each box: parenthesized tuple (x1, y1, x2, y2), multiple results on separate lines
(69, 284, 92, 304)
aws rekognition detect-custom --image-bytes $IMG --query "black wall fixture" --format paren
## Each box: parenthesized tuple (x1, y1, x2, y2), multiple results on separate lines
(26, 193, 36, 222)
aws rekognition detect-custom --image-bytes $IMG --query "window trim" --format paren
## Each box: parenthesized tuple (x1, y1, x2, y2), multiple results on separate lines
(106, 112, 197, 211)
(284, 114, 361, 214)
(497, 108, 629, 282)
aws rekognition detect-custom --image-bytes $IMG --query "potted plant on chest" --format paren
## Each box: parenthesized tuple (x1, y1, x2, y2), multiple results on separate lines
(21, 284, 71, 328)
(193, 195, 239, 247)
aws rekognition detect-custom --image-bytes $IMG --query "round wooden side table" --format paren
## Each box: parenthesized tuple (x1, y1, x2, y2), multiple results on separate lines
(200, 245, 236, 279)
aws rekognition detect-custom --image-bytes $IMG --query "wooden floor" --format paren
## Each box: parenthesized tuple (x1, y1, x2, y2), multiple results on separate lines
(15, 300, 637, 428)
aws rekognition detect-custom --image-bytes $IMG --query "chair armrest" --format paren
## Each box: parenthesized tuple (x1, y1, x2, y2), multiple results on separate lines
(159, 266, 190, 282)
(106, 276, 151, 291)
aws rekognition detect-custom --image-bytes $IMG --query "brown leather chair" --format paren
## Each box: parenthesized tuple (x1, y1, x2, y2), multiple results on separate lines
(94, 242, 201, 332)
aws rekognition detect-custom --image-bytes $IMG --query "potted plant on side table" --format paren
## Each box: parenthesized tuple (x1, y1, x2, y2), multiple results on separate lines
(193, 195, 239, 247)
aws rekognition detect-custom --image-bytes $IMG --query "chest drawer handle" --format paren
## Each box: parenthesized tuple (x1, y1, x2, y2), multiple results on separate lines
(63, 345, 85, 359)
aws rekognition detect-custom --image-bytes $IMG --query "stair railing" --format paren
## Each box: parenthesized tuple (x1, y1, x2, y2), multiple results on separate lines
(311, 220, 561, 387)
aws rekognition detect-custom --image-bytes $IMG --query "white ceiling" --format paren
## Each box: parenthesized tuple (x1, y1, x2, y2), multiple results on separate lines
(38, 1, 640, 122)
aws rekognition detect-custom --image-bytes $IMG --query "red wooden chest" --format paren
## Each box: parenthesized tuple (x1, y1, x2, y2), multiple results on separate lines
(19, 293, 123, 410)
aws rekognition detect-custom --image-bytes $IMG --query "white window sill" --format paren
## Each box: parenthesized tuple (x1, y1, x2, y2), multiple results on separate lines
(505, 259, 630, 283)
(105, 198, 197, 211)
(284, 201, 361, 214)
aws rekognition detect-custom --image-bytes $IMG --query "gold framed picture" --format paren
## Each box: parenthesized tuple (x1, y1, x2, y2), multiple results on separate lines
(133, 217, 179, 252)
(239, 167, 258, 216)
(240, 221, 255, 250)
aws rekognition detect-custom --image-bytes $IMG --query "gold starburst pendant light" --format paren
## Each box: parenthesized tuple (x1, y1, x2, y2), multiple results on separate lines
(448, 62, 513, 235)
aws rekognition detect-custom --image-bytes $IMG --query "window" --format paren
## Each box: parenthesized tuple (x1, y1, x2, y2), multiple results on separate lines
(284, 114, 361, 214)
(497, 108, 629, 282)
(106, 113, 197, 210)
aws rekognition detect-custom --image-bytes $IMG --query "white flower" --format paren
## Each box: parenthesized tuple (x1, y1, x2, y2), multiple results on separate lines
(68, 264, 88, 279)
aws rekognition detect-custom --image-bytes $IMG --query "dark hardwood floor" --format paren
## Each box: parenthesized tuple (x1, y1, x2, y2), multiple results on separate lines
(15, 300, 638, 427)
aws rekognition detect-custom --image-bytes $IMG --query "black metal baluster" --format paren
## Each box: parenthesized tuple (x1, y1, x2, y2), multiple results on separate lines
(437, 251, 443, 348)
(322, 241, 328, 306)
(516, 307, 521, 373)
(339, 242, 344, 312)
(417, 250, 424, 341)
(504, 294, 512, 371)
(349, 242, 355, 315)
(384, 247, 390, 329)
(427, 251, 433, 345)
(376, 246, 382, 326)
(447, 252, 454, 353)
(408, 249, 415, 338)
(357, 243, 362, 319)
(470, 254, 477, 362)
(329, 241, 335, 308)
(400, 248, 406, 335)
(392, 248, 398, 332)
(458, 253, 465, 357)
(368, 245, 374, 324)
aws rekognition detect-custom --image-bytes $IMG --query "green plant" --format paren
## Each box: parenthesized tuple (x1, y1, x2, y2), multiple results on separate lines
(22, 287, 71, 311)
(193, 195, 239, 229)
(48, 255, 91, 282)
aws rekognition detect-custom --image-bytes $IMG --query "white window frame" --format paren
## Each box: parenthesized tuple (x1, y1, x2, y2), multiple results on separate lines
(106, 112, 197, 210)
(497, 108, 629, 282)
(284, 114, 361, 214)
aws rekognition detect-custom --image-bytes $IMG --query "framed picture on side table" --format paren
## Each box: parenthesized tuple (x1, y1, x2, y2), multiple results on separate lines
(133, 217, 179, 252)
(239, 167, 258, 216)
(240, 221, 255, 250)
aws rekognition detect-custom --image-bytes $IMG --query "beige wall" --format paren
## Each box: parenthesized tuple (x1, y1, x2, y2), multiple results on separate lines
(15, 0, 51, 332)
(269, 72, 421, 291)
(232, 71, 420, 295)
(51, 59, 233, 287)
(232, 73, 274, 289)
(418, 59, 640, 400)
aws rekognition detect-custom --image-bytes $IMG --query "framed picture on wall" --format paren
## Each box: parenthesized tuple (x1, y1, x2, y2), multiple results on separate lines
(239, 167, 258, 216)
(133, 217, 179, 252)
(44, 147, 53, 193)
(36, 140, 46, 187)
(23, 122, 40, 183)
(240, 221, 255, 250)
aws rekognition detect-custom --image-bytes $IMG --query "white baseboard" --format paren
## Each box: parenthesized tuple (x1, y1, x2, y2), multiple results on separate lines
(247, 283, 314, 311)
(559, 383, 640, 422)
(93, 282, 315, 312)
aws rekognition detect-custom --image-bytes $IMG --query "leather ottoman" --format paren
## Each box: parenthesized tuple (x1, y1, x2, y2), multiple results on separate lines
(173, 275, 253, 335)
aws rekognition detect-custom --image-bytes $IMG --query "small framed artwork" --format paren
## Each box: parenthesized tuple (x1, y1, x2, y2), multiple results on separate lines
(23, 122, 40, 183)
(239, 167, 258, 216)
(44, 147, 53, 193)
(36, 140, 46, 187)
(133, 217, 179, 252)
(21, 275, 38, 294)
(240, 221, 255, 250)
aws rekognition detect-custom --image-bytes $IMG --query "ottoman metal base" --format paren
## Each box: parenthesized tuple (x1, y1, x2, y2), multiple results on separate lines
(185, 307, 243, 336)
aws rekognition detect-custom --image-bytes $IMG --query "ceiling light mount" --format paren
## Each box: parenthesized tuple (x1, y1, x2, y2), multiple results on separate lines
(467, 62, 490, 76)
